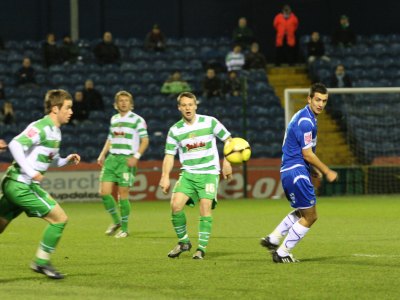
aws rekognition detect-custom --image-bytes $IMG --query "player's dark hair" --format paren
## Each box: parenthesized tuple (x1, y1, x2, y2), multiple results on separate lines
(177, 92, 197, 105)
(44, 89, 72, 114)
(309, 82, 328, 98)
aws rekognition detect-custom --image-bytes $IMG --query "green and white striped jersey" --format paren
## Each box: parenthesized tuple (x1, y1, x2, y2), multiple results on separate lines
(6, 116, 61, 184)
(108, 111, 148, 155)
(165, 114, 231, 174)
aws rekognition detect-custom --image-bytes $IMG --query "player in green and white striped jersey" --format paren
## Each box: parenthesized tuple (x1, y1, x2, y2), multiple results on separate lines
(0, 89, 80, 279)
(159, 92, 233, 260)
(97, 91, 149, 238)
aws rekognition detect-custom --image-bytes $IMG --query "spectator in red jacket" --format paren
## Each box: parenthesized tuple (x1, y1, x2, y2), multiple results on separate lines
(273, 4, 299, 66)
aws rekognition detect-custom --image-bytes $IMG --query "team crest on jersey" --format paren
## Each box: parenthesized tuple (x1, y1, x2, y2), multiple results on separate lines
(304, 131, 312, 145)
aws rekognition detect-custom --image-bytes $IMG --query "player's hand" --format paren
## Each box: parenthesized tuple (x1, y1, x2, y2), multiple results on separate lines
(311, 167, 323, 179)
(32, 172, 44, 182)
(67, 154, 81, 165)
(97, 156, 105, 166)
(326, 169, 338, 183)
(222, 158, 233, 181)
(0, 139, 7, 153)
(159, 176, 170, 194)
(127, 157, 138, 168)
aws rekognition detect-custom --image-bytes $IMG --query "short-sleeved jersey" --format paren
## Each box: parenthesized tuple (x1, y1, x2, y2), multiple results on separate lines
(108, 111, 148, 155)
(165, 114, 231, 174)
(281, 105, 317, 173)
(6, 116, 61, 184)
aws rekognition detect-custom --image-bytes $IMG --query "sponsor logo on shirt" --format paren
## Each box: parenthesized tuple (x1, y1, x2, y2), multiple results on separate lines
(113, 131, 125, 137)
(186, 141, 206, 152)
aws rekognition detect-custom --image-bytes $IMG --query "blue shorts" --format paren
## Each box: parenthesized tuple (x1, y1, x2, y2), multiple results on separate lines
(281, 167, 316, 209)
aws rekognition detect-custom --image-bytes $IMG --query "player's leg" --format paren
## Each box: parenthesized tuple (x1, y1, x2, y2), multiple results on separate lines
(113, 163, 136, 238)
(0, 217, 9, 233)
(167, 191, 192, 257)
(100, 155, 122, 235)
(193, 174, 219, 259)
(194, 198, 213, 259)
(0, 193, 18, 233)
(6, 181, 67, 278)
(115, 185, 130, 238)
(100, 181, 121, 235)
(261, 209, 300, 252)
(273, 169, 316, 263)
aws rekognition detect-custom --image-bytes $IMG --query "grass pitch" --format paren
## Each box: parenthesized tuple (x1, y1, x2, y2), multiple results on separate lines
(1, 196, 399, 300)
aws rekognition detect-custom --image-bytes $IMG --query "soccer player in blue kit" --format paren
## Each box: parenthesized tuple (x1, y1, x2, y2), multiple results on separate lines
(260, 82, 338, 263)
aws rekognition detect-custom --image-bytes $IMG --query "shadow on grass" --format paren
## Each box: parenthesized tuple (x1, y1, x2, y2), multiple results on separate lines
(0, 276, 38, 283)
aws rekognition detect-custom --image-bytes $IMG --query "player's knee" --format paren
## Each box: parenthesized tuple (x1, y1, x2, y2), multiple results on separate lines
(170, 203, 182, 213)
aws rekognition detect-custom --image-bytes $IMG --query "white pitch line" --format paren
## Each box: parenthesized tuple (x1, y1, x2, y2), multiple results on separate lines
(352, 254, 400, 258)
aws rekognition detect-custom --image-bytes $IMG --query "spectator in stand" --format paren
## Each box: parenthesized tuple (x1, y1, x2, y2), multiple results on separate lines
(93, 31, 121, 64)
(306, 32, 330, 64)
(330, 64, 352, 88)
(42, 33, 60, 68)
(245, 42, 267, 70)
(202, 68, 223, 99)
(60, 35, 80, 64)
(225, 44, 245, 72)
(332, 15, 356, 47)
(82, 79, 104, 111)
(273, 4, 299, 66)
(16, 57, 37, 87)
(232, 17, 255, 49)
(1, 101, 15, 125)
(161, 71, 192, 96)
(71, 91, 89, 125)
(144, 24, 166, 51)
(223, 71, 241, 97)
(0, 81, 5, 99)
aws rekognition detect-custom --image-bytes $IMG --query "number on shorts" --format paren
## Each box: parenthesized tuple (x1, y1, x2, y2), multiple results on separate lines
(205, 183, 215, 194)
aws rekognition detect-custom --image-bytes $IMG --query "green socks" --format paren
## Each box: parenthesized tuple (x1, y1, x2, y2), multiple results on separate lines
(119, 199, 131, 232)
(35, 222, 67, 266)
(102, 194, 120, 225)
(198, 216, 213, 253)
(171, 211, 190, 244)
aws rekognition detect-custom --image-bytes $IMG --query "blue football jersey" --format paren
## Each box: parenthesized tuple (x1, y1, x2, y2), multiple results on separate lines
(281, 105, 317, 172)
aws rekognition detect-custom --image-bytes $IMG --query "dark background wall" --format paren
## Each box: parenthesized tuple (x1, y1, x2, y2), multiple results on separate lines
(1, 0, 399, 59)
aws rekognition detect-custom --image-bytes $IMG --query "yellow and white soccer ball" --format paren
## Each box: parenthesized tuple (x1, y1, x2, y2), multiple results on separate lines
(223, 137, 251, 164)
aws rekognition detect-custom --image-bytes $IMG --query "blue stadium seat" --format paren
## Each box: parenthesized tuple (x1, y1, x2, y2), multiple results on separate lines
(122, 72, 139, 84)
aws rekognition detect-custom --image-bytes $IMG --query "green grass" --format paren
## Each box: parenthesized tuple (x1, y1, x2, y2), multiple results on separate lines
(1, 196, 400, 299)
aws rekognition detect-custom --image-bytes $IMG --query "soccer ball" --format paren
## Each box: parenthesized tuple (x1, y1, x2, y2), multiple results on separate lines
(223, 137, 251, 164)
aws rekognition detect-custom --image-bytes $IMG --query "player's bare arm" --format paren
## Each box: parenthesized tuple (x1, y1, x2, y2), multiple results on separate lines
(97, 140, 111, 166)
(127, 136, 149, 167)
(222, 137, 233, 180)
(159, 154, 174, 194)
(302, 147, 338, 182)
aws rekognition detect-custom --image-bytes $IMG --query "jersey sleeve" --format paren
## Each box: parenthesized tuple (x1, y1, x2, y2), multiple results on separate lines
(165, 129, 178, 156)
(14, 124, 44, 150)
(137, 117, 149, 138)
(296, 117, 314, 150)
(212, 117, 231, 142)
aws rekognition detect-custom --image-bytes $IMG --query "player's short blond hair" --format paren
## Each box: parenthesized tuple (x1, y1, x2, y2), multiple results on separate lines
(44, 89, 72, 114)
(114, 90, 134, 110)
(177, 92, 197, 105)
